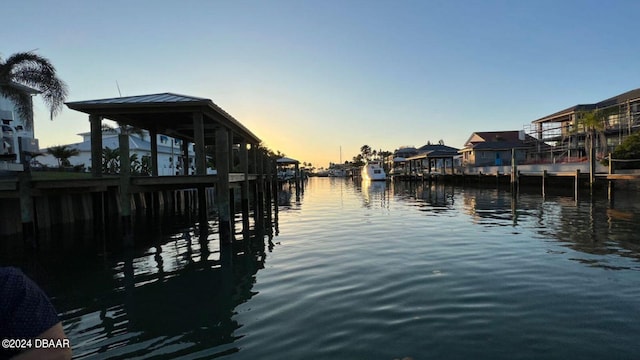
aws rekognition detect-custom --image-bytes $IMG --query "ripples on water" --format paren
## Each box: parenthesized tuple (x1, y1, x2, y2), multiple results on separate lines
(2, 177, 640, 359)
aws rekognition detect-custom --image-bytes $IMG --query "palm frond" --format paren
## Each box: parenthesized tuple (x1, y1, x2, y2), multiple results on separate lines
(0, 51, 68, 123)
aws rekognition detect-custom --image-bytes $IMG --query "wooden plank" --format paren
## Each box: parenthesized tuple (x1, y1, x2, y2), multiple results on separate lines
(32, 178, 119, 189)
(0, 181, 17, 191)
(132, 175, 218, 186)
(607, 174, 640, 180)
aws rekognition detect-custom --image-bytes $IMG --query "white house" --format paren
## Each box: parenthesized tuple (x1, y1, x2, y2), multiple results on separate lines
(38, 128, 198, 175)
(1, 82, 40, 169)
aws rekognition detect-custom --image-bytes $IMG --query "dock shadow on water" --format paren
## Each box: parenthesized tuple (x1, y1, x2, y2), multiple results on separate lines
(3, 177, 640, 359)
(0, 206, 278, 359)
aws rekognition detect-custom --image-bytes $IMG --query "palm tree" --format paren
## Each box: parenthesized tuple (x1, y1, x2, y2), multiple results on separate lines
(0, 51, 68, 130)
(47, 145, 79, 167)
(360, 145, 372, 161)
(102, 147, 120, 174)
(576, 109, 609, 185)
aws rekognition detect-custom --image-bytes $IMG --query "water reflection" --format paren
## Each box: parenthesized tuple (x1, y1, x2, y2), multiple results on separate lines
(390, 181, 455, 210)
(0, 207, 275, 359)
(4, 178, 640, 359)
(360, 180, 388, 208)
(389, 182, 640, 269)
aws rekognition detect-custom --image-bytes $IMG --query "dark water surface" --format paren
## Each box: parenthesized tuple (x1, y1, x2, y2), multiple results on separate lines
(3, 177, 640, 359)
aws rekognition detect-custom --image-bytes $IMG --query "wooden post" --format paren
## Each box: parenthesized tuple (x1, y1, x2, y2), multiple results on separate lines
(89, 114, 102, 177)
(18, 171, 35, 244)
(228, 130, 235, 172)
(608, 153, 614, 204)
(149, 128, 159, 176)
(510, 148, 516, 194)
(294, 162, 301, 201)
(182, 140, 190, 175)
(542, 170, 547, 198)
(119, 133, 133, 246)
(575, 169, 580, 201)
(193, 112, 206, 175)
(216, 127, 232, 244)
(240, 141, 250, 238)
(255, 150, 265, 233)
(266, 157, 274, 226)
(589, 133, 596, 191)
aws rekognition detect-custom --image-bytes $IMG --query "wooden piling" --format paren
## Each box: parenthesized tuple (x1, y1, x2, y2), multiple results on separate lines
(119, 134, 133, 246)
(216, 127, 232, 244)
(575, 169, 580, 201)
(18, 171, 35, 245)
(240, 141, 250, 239)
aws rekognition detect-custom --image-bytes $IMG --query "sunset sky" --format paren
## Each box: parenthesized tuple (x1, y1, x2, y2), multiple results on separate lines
(5, 0, 640, 168)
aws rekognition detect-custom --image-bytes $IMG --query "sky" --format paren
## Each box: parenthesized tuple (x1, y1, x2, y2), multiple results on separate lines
(4, 0, 640, 168)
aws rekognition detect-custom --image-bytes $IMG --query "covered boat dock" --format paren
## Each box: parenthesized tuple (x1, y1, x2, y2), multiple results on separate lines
(2, 93, 279, 243)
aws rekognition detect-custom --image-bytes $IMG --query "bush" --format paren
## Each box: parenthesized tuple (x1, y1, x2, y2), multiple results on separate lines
(609, 132, 640, 169)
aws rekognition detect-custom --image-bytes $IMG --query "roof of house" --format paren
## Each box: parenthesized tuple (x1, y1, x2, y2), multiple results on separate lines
(595, 87, 640, 108)
(7, 81, 40, 95)
(461, 130, 534, 151)
(276, 156, 299, 164)
(533, 88, 640, 124)
(417, 143, 459, 153)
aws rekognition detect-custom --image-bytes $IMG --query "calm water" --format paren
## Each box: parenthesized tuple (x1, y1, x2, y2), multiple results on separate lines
(3, 177, 640, 359)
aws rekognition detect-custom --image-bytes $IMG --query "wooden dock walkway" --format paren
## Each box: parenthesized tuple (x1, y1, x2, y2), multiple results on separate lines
(0, 93, 299, 246)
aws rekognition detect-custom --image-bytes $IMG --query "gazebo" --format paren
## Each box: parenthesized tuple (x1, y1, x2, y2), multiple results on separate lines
(66, 93, 261, 177)
(65, 92, 264, 243)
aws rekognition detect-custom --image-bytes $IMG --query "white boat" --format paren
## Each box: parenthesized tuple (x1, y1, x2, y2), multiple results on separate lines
(328, 168, 347, 177)
(361, 160, 386, 181)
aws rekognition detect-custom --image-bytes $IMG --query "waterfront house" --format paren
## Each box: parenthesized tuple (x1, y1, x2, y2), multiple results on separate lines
(409, 143, 460, 174)
(385, 146, 418, 175)
(459, 131, 535, 167)
(37, 127, 197, 175)
(0, 82, 40, 168)
(528, 88, 640, 163)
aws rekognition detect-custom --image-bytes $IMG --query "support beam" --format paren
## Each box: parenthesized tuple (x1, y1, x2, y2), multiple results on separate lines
(119, 134, 133, 246)
(216, 127, 232, 244)
(193, 112, 206, 175)
(150, 128, 159, 176)
(228, 130, 235, 172)
(89, 114, 102, 177)
(182, 139, 190, 175)
(240, 141, 250, 238)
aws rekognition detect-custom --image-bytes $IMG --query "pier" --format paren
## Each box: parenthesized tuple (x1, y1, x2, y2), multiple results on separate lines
(392, 152, 640, 201)
(0, 93, 289, 245)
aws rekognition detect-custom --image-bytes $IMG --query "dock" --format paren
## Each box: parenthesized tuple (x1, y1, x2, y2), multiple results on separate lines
(0, 93, 292, 246)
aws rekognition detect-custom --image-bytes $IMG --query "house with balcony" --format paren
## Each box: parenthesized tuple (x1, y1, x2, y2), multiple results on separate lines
(528, 88, 640, 163)
(1, 82, 40, 169)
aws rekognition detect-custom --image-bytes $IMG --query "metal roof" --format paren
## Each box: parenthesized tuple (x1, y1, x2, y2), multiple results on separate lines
(276, 156, 299, 164)
(68, 92, 209, 106)
(65, 92, 261, 145)
(532, 88, 640, 124)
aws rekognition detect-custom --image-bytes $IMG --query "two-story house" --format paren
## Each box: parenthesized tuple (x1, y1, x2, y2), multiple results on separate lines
(459, 131, 536, 167)
(530, 88, 640, 162)
(1, 82, 40, 167)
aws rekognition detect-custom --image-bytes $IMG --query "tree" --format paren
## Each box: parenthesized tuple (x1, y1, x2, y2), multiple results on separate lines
(576, 109, 610, 185)
(609, 132, 640, 169)
(0, 51, 68, 130)
(360, 145, 372, 161)
(47, 145, 79, 167)
(102, 147, 120, 174)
